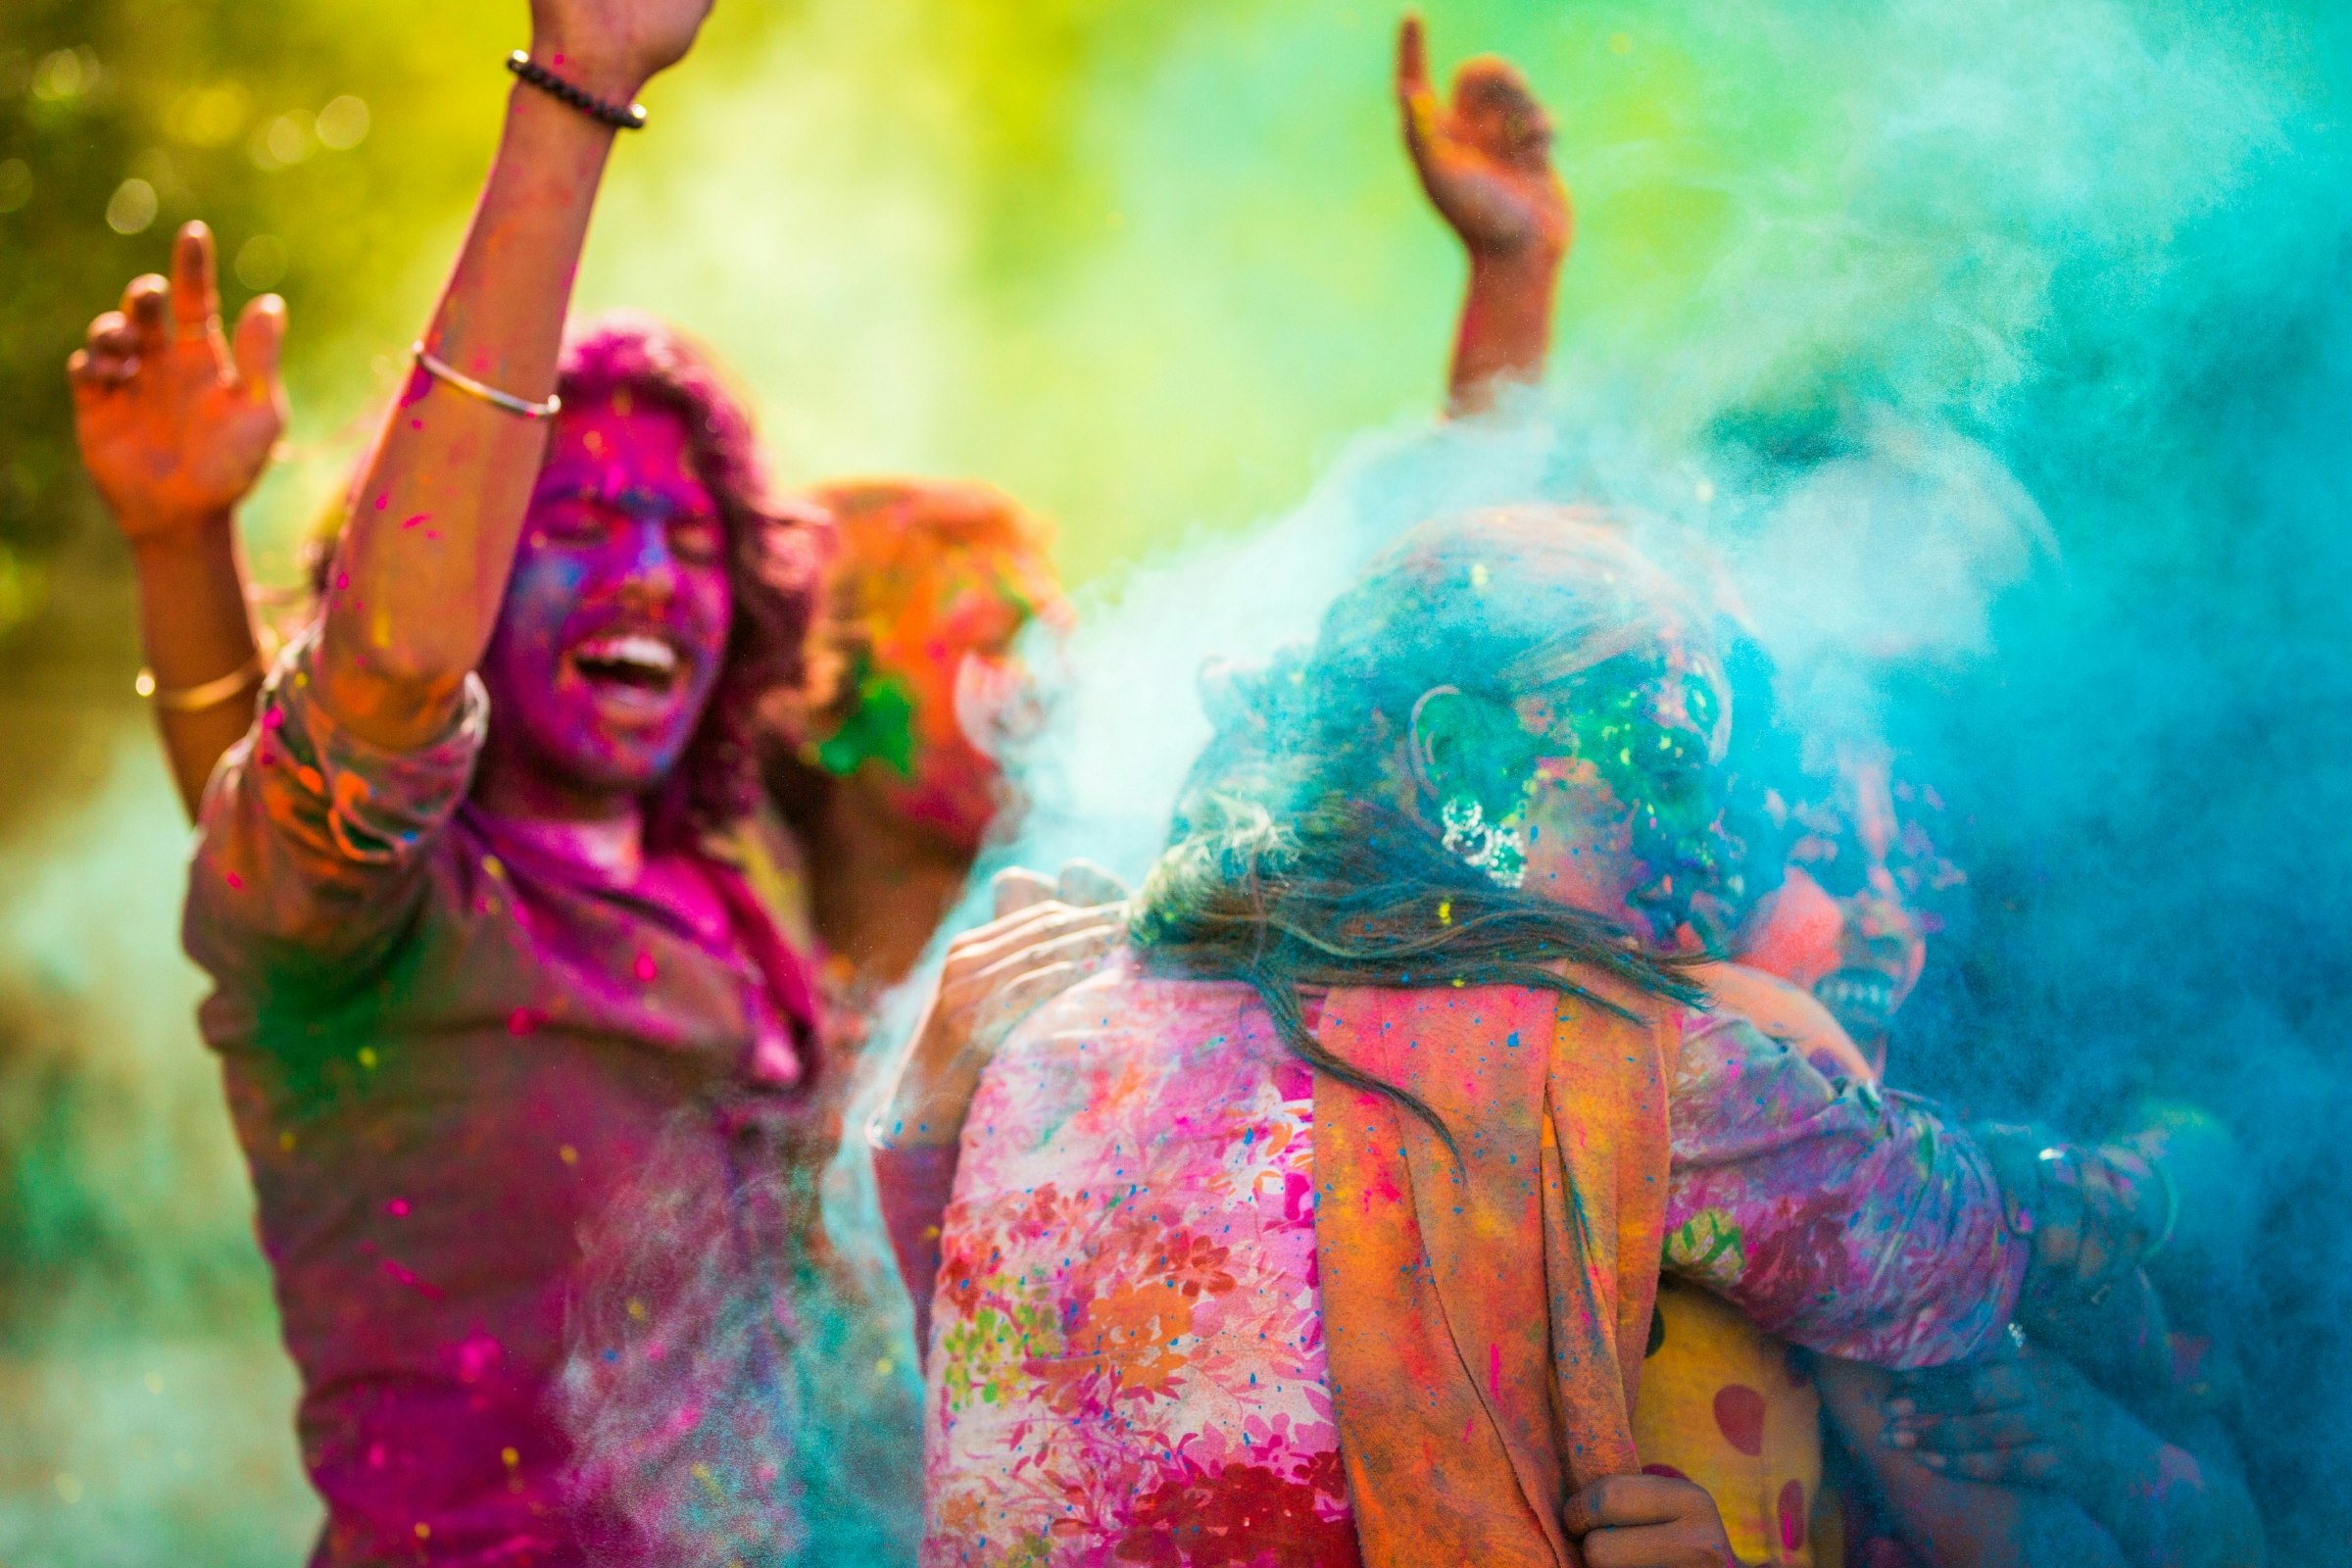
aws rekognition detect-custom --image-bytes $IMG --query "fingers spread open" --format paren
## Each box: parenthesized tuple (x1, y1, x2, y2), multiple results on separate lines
(70, 314, 141, 393)
(976, 921, 1122, 990)
(172, 220, 223, 341)
(232, 291, 290, 409)
(992, 866, 1059, 919)
(1396, 13, 1431, 103)
(122, 275, 172, 356)
(1055, 859, 1129, 907)
(956, 900, 1124, 974)
(1453, 58, 1554, 170)
(232, 293, 288, 404)
(1396, 13, 1438, 156)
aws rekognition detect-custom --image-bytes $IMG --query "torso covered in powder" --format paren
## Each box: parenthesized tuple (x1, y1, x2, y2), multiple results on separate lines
(921, 956, 2025, 1568)
(183, 641, 820, 1567)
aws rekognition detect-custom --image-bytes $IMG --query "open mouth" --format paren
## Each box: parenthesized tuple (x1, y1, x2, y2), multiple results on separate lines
(1814, 968, 1897, 1034)
(568, 631, 687, 707)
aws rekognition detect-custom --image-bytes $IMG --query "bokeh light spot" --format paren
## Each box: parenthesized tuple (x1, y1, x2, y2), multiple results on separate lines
(317, 95, 370, 150)
(261, 113, 314, 169)
(168, 80, 253, 148)
(31, 48, 88, 103)
(105, 176, 157, 235)
(0, 158, 29, 215)
(236, 233, 289, 290)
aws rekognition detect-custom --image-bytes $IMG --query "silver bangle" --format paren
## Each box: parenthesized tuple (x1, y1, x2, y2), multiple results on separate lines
(136, 656, 266, 713)
(411, 342, 561, 420)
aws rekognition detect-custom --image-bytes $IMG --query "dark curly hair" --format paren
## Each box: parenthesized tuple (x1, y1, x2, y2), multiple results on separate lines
(304, 313, 830, 845)
(555, 314, 830, 846)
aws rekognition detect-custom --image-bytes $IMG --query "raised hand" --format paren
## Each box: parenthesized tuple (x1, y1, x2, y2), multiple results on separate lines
(68, 221, 285, 546)
(876, 893, 1126, 1148)
(526, 0, 718, 98)
(1396, 12, 1571, 263)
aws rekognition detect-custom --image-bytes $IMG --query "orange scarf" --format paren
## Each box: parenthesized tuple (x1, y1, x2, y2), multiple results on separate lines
(1313, 975, 1681, 1566)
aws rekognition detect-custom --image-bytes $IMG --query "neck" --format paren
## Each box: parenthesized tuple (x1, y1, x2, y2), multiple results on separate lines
(807, 783, 973, 992)
(472, 738, 641, 825)
(470, 748, 646, 875)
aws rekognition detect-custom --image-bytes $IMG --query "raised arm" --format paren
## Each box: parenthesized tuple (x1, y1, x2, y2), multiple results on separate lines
(313, 0, 710, 753)
(69, 221, 282, 817)
(1396, 13, 1572, 416)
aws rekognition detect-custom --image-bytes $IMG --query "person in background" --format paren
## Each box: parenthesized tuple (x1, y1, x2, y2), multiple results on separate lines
(65, 0, 870, 1557)
(759, 477, 1074, 1029)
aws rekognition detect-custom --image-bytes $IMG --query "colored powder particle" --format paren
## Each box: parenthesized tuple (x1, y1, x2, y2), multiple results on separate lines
(633, 951, 658, 983)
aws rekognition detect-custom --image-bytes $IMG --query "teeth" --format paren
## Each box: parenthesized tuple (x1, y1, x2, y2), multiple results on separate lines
(575, 633, 679, 675)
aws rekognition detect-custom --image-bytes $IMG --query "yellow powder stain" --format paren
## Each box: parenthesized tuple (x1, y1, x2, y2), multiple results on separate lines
(559, 1145, 578, 1166)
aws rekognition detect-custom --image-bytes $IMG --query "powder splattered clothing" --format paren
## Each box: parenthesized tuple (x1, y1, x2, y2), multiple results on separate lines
(184, 639, 823, 1568)
(1635, 1279, 1830, 1566)
(919, 958, 2024, 1567)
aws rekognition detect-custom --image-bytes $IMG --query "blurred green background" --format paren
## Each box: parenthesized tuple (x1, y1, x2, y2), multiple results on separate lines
(4, 0, 2346, 1559)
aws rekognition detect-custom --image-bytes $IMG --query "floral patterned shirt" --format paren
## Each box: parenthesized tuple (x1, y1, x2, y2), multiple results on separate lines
(920, 958, 2025, 1567)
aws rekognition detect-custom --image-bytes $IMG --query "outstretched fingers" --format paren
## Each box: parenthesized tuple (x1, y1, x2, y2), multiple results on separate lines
(69, 312, 142, 394)
(231, 293, 289, 411)
(1396, 12, 1438, 157)
(170, 220, 225, 351)
(122, 273, 172, 361)
(1453, 56, 1555, 170)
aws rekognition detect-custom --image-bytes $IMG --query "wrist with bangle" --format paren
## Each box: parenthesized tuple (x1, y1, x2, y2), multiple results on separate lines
(137, 656, 267, 713)
(507, 49, 648, 131)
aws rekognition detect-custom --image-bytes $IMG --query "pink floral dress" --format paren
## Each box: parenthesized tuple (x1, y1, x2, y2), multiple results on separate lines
(919, 958, 2023, 1567)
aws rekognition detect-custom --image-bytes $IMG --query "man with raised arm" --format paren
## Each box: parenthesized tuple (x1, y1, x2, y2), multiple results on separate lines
(96, 0, 867, 1558)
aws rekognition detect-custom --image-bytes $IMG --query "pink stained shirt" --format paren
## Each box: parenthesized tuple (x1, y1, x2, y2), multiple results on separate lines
(908, 958, 2026, 1567)
(183, 637, 824, 1568)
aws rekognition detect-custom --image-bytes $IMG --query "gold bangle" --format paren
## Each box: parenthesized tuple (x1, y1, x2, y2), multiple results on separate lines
(136, 657, 267, 713)
(412, 342, 562, 420)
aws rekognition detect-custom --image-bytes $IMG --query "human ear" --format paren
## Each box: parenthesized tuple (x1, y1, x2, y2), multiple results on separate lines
(1407, 685, 1525, 804)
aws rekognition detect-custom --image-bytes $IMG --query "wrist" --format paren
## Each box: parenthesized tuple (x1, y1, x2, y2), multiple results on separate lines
(125, 508, 238, 563)
(523, 34, 650, 105)
(1466, 238, 1568, 279)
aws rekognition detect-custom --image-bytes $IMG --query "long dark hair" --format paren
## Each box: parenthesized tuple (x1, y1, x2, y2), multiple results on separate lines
(1132, 507, 1716, 1145)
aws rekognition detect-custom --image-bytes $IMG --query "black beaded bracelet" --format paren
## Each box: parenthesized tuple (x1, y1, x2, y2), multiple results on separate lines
(506, 51, 647, 130)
